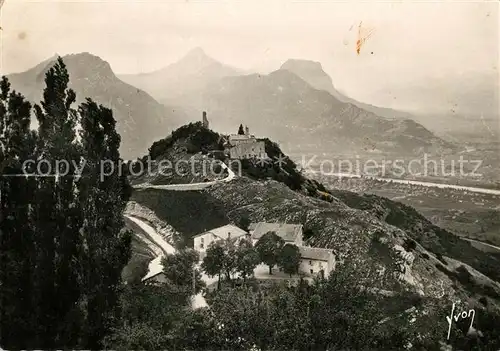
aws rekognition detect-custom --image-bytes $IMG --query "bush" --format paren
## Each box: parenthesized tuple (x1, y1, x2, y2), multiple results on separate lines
(148, 122, 223, 159)
(403, 238, 417, 252)
(436, 253, 447, 265)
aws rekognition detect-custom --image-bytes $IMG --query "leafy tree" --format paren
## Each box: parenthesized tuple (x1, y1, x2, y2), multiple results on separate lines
(222, 238, 238, 281)
(238, 123, 245, 135)
(162, 249, 205, 300)
(77, 98, 132, 348)
(202, 241, 225, 289)
(0, 58, 132, 349)
(255, 231, 284, 274)
(0, 76, 38, 348)
(238, 216, 251, 232)
(104, 283, 191, 350)
(235, 238, 260, 281)
(31, 58, 85, 348)
(278, 244, 301, 277)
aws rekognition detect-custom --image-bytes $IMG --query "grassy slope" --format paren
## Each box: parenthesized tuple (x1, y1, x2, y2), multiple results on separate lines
(130, 189, 230, 247)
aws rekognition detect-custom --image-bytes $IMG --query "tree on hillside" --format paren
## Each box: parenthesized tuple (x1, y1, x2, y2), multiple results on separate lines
(162, 249, 205, 299)
(278, 244, 301, 278)
(77, 98, 132, 348)
(235, 238, 260, 281)
(222, 238, 238, 282)
(0, 58, 133, 349)
(0, 76, 38, 348)
(255, 231, 285, 275)
(238, 216, 251, 232)
(202, 242, 226, 289)
(238, 124, 245, 135)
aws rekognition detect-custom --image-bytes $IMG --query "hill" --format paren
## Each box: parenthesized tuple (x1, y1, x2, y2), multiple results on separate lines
(128, 124, 500, 309)
(7, 53, 186, 159)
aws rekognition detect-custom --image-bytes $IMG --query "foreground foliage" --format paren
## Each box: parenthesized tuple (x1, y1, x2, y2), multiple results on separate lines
(0, 59, 132, 349)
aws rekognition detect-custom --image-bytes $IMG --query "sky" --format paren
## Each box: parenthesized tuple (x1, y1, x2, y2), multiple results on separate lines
(0, 0, 498, 112)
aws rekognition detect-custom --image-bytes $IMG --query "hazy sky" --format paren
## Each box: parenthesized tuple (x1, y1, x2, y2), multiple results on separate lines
(1, 0, 498, 111)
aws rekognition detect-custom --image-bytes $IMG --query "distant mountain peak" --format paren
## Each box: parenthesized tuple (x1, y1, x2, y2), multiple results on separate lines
(280, 58, 336, 95)
(281, 59, 324, 72)
(180, 47, 216, 66)
(59, 52, 115, 79)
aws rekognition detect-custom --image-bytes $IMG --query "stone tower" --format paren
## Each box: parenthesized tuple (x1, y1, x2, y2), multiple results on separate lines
(202, 111, 209, 129)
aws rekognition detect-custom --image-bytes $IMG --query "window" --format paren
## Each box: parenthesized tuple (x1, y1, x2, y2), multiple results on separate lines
(200, 238, 204, 249)
(309, 260, 313, 265)
(310, 269, 314, 274)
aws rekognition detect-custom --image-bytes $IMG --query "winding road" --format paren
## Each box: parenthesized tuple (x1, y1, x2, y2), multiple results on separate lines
(125, 158, 236, 309)
(464, 238, 500, 253)
(132, 156, 235, 191)
(125, 214, 214, 309)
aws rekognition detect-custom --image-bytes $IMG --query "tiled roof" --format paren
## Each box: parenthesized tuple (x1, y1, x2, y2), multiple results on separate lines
(299, 246, 334, 262)
(228, 134, 256, 145)
(142, 256, 164, 281)
(194, 224, 248, 241)
(251, 222, 302, 242)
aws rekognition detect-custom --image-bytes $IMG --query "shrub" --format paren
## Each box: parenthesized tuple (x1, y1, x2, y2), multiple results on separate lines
(403, 238, 417, 252)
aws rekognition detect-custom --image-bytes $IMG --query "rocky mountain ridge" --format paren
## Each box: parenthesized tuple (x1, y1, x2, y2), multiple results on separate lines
(7, 53, 185, 159)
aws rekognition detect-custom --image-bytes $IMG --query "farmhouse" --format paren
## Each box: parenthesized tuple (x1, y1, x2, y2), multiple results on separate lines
(298, 246, 336, 278)
(193, 224, 249, 260)
(191, 222, 336, 278)
(249, 222, 303, 246)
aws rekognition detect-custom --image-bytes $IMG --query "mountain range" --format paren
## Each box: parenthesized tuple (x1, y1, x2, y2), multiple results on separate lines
(7, 49, 460, 158)
(147, 51, 453, 155)
(7, 53, 186, 160)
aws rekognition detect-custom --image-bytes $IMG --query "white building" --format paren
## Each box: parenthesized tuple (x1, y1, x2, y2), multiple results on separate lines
(142, 256, 166, 284)
(298, 246, 336, 278)
(228, 134, 256, 146)
(192, 222, 336, 279)
(229, 141, 267, 160)
(193, 224, 249, 260)
(225, 126, 268, 160)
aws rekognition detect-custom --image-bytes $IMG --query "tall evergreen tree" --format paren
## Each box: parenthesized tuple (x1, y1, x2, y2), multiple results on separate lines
(0, 76, 38, 348)
(78, 98, 132, 349)
(1, 57, 132, 349)
(237, 124, 245, 135)
(32, 57, 83, 348)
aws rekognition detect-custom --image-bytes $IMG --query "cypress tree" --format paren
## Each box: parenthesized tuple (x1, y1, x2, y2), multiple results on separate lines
(32, 57, 83, 348)
(0, 77, 38, 348)
(238, 123, 245, 135)
(78, 98, 132, 348)
(0, 57, 132, 349)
